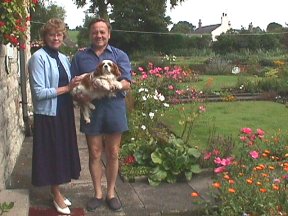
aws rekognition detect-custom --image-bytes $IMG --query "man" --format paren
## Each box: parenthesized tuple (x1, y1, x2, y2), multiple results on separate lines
(71, 18, 132, 212)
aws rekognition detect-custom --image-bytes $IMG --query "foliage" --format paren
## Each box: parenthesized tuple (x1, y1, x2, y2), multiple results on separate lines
(30, 1, 66, 41)
(0, 202, 14, 215)
(170, 21, 195, 33)
(74, 0, 186, 19)
(212, 32, 282, 54)
(110, 0, 171, 53)
(120, 62, 205, 185)
(148, 134, 202, 186)
(0, 0, 39, 49)
(204, 128, 288, 215)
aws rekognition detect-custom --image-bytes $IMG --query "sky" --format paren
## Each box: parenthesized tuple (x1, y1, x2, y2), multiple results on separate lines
(54, 0, 287, 30)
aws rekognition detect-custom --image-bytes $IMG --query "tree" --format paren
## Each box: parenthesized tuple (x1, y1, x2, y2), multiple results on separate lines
(73, 0, 186, 19)
(266, 22, 283, 32)
(30, 2, 66, 41)
(170, 21, 195, 33)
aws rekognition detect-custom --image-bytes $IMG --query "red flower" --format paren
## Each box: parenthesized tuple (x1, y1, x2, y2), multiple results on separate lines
(0, 21, 5, 28)
(124, 155, 136, 165)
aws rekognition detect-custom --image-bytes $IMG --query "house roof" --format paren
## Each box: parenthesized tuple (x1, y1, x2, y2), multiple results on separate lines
(194, 24, 221, 34)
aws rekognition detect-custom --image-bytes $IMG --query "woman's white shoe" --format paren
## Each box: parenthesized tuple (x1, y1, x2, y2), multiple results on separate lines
(64, 198, 72, 206)
(53, 200, 71, 215)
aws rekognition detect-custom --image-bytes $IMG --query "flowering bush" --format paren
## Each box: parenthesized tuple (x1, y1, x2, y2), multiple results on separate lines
(0, 0, 39, 49)
(203, 128, 288, 215)
(120, 62, 206, 184)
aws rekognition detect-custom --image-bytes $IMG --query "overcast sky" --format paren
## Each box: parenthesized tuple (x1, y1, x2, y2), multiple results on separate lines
(55, 0, 287, 30)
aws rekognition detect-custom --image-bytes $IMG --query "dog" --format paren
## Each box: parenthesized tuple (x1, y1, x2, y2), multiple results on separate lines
(71, 60, 123, 123)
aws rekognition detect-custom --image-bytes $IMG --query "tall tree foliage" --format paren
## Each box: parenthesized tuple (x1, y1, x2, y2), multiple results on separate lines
(73, 0, 186, 18)
(170, 21, 195, 33)
(30, 2, 65, 41)
(109, 0, 171, 53)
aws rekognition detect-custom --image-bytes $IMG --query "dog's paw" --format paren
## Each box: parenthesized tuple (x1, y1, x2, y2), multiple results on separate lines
(84, 118, 91, 124)
(88, 103, 95, 110)
(114, 81, 123, 90)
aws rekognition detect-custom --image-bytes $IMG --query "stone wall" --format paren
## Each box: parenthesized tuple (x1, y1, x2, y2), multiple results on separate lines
(0, 44, 31, 190)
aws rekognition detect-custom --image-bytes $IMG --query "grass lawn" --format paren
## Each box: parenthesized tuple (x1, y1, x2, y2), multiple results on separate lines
(161, 101, 287, 149)
(177, 75, 259, 92)
(68, 30, 79, 43)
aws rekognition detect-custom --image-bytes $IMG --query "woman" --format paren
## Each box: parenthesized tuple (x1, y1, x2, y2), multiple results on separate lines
(28, 18, 81, 215)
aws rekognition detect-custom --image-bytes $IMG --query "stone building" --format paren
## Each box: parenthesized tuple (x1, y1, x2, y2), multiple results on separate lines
(0, 43, 32, 190)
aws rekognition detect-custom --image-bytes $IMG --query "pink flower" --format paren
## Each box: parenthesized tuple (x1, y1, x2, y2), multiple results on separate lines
(168, 85, 174, 90)
(241, 127, 252, 135)
(213, 149, 221, 156)
(214, 166, 226, 174)
(249, 150, 259, 159)
(138, 67, 144, 72)
(257, 128, 265, 139)
(203, 152, 212, 160)
(164, 66, 170, 71)
(198, 105, 206, 112)
(240, 136, 247, 142)
(141, 73, 148, 80)
(214, 157, 233, 166)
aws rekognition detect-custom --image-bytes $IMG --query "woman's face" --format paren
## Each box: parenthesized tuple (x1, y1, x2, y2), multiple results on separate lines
(44, 30, 64, 50)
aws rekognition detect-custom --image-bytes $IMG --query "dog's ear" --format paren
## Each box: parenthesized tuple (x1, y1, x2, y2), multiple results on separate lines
(95, 62, 104, 76)
(112, 63, 121, 77)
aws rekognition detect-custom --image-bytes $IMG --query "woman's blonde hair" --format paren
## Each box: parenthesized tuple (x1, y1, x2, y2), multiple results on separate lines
(40, 18, 67, 43)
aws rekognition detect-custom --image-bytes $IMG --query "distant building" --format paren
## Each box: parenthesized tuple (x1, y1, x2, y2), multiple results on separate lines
(194, 13, 231, 41)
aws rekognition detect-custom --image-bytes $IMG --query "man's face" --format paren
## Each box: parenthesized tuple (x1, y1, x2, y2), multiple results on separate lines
(89, 21, 110, 49)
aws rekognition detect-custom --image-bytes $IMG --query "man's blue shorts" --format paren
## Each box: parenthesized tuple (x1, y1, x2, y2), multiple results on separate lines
(80, 95, 128, 135)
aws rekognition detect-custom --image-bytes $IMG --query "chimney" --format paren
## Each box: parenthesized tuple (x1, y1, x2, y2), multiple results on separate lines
(198, 19, 202, 28)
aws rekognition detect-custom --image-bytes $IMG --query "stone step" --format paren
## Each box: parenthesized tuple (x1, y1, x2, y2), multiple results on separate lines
(0, 189, 29, 216)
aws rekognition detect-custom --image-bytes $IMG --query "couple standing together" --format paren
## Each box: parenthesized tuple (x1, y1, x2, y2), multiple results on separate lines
(28, 17, 132, 214)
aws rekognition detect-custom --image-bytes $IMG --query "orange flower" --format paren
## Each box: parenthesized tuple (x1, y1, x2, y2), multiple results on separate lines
(259, 188, 267, 193)
(246, 178, 253, 184)
(261, 173, 269, 177)
(228, 188, 236, 193)
(262, 153, 268, 157)
(191, 192, 199, 197)
(223, 174, 230, 180)
(212, 182, 221, 188)
(228, 179, 235, 184)
(272, 184, 280, 191)
(264, 150, 270, 154)
(256, 181, 262, 186)
(268, 166, 275, 170)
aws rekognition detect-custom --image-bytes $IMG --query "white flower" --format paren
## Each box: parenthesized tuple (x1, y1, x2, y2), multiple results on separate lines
(153, 95, 159, 100)
(142, 112, 147, 116)
(149, 112, 155, 119)
(158, 94, 165, 101)
(131, 137, 135, 141)
(141, 125, 146, 130)
(163, 103, 169, 107)
(138, 88, 144, 92)
(142, 96, 147, 101)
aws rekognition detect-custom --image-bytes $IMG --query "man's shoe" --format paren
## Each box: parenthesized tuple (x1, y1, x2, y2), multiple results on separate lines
(86, 197, 104, 212)
(106, 197, 122, 211)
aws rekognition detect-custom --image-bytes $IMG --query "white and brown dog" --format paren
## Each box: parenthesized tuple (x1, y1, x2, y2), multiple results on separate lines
(71, 60, 123, 123)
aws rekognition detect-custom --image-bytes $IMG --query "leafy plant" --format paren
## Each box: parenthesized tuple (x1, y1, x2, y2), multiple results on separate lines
(0, 202, 14, 215)
(148, 134, 202, 186)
